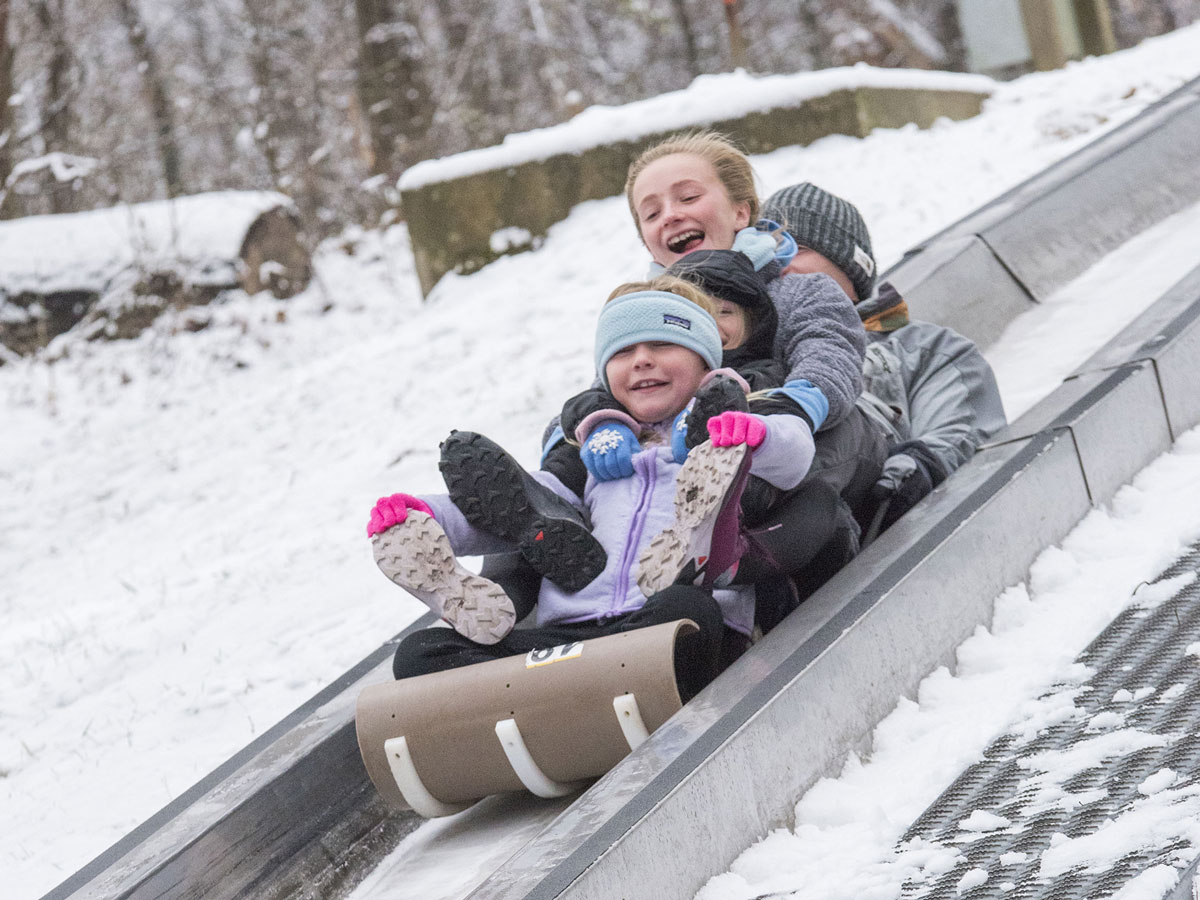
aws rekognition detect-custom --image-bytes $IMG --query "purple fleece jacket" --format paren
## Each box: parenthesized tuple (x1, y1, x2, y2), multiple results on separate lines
(421, 414, 814, 636)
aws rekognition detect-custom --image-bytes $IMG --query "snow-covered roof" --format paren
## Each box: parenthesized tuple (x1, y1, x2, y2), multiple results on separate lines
(399, 66, 995, 190)
(0, 190, 296, 296)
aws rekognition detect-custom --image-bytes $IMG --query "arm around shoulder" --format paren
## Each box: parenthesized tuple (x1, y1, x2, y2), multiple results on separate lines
(768, 272, 866, 430)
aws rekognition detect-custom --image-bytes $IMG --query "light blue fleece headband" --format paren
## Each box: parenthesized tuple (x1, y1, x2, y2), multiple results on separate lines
(595, 290, 723, 390)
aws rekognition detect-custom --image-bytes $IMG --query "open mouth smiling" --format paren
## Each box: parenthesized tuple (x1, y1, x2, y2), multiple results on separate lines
(630, 378, 668, 392)
(666, 230, 704, 254)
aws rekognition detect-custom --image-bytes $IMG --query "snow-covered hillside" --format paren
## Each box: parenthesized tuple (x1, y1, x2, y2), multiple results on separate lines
(4, 24, 1200, 900)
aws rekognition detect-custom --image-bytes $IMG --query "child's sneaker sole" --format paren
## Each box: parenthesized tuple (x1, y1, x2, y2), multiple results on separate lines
(440, 431, 606, 593)
(637, 442, 750, 597)
(372, 511, 516, 645)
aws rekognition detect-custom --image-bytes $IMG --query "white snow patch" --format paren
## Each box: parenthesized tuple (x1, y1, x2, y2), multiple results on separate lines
(489, 226, 534, 254)
(959, 810, 1011, 833)
(1138, 768, 1178, 796)
(0, 190, 294, 295)
(955, 867, 988, 893)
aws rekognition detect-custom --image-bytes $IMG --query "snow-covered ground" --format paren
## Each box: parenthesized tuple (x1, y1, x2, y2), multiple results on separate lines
(3, 23, 1200, 900)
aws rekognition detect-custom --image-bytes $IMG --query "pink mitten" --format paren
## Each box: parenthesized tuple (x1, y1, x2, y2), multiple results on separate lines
(707, 411, 767, 448)
(366, 493, 435, 537)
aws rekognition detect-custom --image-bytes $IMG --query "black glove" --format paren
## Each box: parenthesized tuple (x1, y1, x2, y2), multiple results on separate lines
(540, 436, 589, 497)
(683, 373, 749, 450)
(560, 386, 626, 440)
(869, 441, 945, 531)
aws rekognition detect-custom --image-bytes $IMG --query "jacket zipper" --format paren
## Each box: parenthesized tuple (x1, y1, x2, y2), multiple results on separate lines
(612, 450, 656, 615)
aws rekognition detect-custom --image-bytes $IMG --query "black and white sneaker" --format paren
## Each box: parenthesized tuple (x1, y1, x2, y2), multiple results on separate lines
(439, 431, 607, 594)
(372, 511, 516, 644)
(636, 440, 752, 597)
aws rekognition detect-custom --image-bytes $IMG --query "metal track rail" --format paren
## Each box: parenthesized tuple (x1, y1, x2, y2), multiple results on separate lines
(42, 74, 1200, 900)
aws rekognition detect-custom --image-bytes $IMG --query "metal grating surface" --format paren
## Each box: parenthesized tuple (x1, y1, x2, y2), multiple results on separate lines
(899, 542, 1200, 898)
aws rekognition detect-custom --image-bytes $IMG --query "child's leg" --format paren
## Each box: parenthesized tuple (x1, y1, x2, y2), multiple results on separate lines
(623, 584, 740, 700)
(392, 620, 605, 679)
(440, 431, 607, 593)
(739, 474, 779, 526)
(392, 628, 511, 679)
(372, 511, 517, 645)
(392, 587, 740, 701)
(479, 551, 540, 622)
(735, 480, 860, 634)
(736, 480, 841, 580)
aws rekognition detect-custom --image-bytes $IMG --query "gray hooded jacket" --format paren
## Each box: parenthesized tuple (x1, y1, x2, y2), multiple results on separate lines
(855, 283, 1007, 478)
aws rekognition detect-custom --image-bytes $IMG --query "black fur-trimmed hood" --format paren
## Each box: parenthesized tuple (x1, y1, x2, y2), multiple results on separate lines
(665, 249, 778, 370)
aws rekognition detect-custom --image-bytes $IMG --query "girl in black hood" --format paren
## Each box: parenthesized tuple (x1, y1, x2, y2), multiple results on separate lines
(664, 248, 782, 392)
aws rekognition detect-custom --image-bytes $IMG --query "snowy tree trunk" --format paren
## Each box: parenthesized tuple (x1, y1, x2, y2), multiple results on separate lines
(353, 0, 434, 177)
(179, 4, 241, 177)
(0, 0, 12, 219)
(668, 0, 703, 78)
(243, 2, 284, 185)
(114, 0, 182, 198)
(31, 0, 75, 212)
(723, 0, 747, 70)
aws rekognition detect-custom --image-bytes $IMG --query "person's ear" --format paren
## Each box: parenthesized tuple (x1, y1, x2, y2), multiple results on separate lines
(733, 201, 752, 230)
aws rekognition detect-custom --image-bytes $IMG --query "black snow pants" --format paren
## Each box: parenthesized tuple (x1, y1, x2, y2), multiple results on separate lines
(391, 585, 748, 701)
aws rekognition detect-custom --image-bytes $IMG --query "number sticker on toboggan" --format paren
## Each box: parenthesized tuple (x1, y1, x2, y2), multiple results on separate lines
(355, 619, 696, 817)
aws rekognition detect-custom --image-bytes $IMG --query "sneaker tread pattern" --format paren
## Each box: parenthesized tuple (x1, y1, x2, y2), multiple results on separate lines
(440, 431, 605, 593)
(372, 512, 515, 644)
(636, 442, 749, 597)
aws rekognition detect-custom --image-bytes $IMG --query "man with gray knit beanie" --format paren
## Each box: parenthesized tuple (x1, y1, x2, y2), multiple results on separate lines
(763, 183, 1007, 536)
(761, 182, 877, 302)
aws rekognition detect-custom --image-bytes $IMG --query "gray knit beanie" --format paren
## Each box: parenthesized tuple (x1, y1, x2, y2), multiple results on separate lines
(594, 290, 722, 390)
(762, 183, 876, 301)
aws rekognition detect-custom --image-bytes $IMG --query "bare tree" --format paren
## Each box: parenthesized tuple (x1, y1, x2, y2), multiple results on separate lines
(113, 0, 183, 197)
(668, 0, 703, 78)
(0, 0, 1059, 232)
(30, 0, 77, 210)
(354, 0, 434, 177)
(724, 0, 748, 69)
(177, 1, 242, 183)
(0, 0, 13, 217)
(1107, 0, 1200, 46)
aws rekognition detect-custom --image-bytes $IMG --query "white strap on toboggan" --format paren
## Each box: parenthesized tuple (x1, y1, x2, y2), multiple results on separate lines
(383, 736, 470, 818)
(355, 619, 695, 816)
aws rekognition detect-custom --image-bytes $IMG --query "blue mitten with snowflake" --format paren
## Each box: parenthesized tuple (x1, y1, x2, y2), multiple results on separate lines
(580, 422, 640, 481)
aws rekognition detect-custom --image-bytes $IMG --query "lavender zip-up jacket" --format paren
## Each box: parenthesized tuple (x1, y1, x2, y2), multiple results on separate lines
(422, 414, 814, 636)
